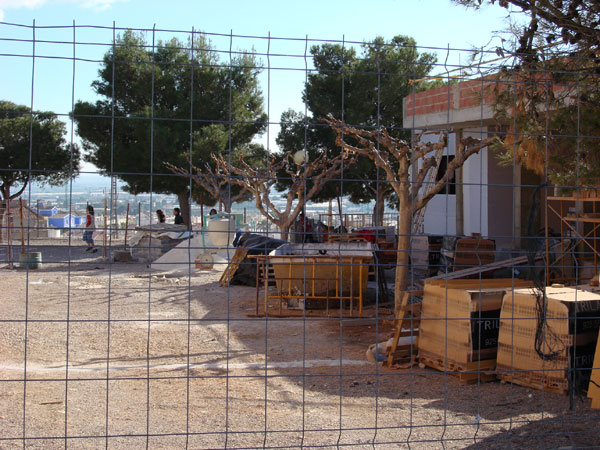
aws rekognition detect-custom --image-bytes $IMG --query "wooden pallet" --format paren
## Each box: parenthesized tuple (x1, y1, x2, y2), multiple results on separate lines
(453, 237, 495, 270)
(418, 353, 497, 384)
(219, 247, 249, 287)
(496, 368, 568, 395)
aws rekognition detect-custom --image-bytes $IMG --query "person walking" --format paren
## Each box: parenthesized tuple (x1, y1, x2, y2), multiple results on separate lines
(83, 205, 98, 253)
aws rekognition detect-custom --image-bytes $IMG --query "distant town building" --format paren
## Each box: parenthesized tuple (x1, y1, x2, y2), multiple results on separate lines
(36, 206, 59, 217)
(48, 213, 82, 229)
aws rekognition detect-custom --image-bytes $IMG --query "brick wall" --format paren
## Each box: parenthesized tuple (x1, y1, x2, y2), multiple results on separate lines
(405, 78, 499, 118)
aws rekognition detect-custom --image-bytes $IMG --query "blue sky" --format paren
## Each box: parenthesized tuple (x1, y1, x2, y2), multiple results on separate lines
(0, 0, 520, 179)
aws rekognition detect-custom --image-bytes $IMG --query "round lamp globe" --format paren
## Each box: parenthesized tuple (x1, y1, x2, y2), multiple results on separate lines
(293, 150, 308, 165)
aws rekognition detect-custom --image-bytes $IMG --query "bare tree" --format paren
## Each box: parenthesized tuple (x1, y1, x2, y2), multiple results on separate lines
(166, 160, 252, 213)
(211, 150, 355, 241)
(326, 115, 498, 316)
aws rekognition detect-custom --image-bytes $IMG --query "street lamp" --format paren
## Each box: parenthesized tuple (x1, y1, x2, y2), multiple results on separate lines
(293, 150, 308, 166)
(293, 150, 309, 243)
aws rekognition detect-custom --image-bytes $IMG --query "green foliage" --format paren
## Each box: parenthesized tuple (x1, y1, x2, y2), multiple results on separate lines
(73, 30, 267, 205)
(455, 1, 600, 187)
(0, 100, 79, 200)
(276, 35, 436, 206)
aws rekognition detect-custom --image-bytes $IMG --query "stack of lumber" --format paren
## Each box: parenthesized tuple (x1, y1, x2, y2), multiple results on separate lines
(452, 237, 495, 271)
(418, 279, 532, 383)
(497, 286, 600, 394)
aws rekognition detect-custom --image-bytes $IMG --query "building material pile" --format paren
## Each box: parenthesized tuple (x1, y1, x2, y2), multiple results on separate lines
(417, 279, 532, 383)
(497, 286, 600, 394)
(221, 233, 287, 287)
(128, 224, 188, 262)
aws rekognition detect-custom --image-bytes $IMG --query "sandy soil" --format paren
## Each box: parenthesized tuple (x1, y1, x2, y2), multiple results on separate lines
(0, 240, 599, 449)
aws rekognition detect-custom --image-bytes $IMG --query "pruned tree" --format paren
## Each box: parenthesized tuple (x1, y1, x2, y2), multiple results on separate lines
(165, 159, 253, 213)
(211, 150, 356, 241)
(326, 115, 498, 316)
(276, 36, 437, 226)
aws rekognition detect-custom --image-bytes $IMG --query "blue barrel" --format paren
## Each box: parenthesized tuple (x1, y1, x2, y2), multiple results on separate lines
(19, 252, 42, 269)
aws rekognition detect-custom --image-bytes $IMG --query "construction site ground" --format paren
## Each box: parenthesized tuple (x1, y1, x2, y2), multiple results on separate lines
(0, 240, 599, 449)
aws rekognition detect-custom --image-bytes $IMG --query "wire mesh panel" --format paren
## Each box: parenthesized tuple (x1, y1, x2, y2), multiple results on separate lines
(1, 18, 600, 450)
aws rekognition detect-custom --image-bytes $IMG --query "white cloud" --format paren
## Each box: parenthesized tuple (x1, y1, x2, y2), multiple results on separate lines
(0, 0, 127, 21)
(0, 0, 48, 9)
(78, 0, 125, 12)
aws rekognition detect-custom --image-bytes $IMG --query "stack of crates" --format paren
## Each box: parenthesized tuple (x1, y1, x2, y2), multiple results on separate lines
(418, 279, 532, 383)
(452, 237, 496, 271)
(497, 286, 600, 394)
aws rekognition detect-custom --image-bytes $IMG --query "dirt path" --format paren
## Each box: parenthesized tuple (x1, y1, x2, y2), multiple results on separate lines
(1, 241, 599, 449)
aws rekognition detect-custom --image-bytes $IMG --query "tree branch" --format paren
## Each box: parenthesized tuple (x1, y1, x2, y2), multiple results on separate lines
(413, 136, 498, 212)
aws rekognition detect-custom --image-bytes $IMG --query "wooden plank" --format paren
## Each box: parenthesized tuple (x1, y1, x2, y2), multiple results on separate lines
(426, 254, 544, 281)
(219, 247, 249, 287)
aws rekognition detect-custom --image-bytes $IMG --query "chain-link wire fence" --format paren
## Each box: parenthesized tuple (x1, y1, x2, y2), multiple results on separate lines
(1, 21, 600, 449)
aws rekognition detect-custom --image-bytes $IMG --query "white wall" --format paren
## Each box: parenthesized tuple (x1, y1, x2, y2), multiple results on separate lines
(424, 194, 457, 235)
(462, 127, 489, 237)
(417, 133, 457, 236)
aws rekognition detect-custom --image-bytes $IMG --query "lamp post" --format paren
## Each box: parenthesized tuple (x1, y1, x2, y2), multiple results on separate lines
(293, 150, 308, 242)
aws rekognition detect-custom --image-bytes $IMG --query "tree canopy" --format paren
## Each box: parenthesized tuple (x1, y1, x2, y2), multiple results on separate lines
(0, 100, 79, 202)
(454, 0, 599, 58)
(73, 30, 267, 224)
(0, 100, 79, 241)
(456, 0, 600, 187)
(276, 36, 437, 222)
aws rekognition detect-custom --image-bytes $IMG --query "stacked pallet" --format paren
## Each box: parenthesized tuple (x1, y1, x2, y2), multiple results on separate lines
(452, 237, 495, 271)
(497, 286, 600, 394)
(418, 279, 532, 383)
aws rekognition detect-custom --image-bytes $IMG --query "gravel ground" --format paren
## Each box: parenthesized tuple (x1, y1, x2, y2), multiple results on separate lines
(0, 239, 599, 449)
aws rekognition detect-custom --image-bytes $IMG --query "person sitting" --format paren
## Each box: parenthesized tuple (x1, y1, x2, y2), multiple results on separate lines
(209, 208, 218, 216)
(156, 209, 166, 223)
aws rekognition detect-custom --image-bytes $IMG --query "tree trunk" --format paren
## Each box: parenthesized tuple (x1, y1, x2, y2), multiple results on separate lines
(0, 186, 9, 243)
(177, 192, 192, 230)
(373, 188, 386, 226)
(220, 192, 232, 213)
(0, 203, 4, 243)
(279, 222, 292, 242)
(394, 182, 411, 318)
(336, 188, 343, 230)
